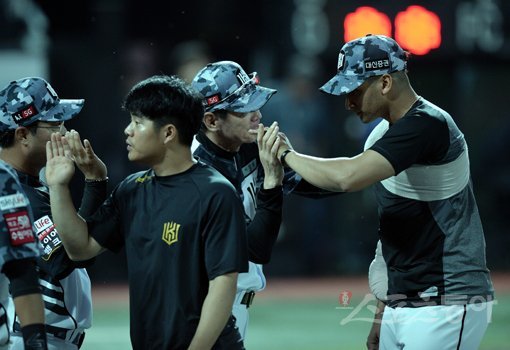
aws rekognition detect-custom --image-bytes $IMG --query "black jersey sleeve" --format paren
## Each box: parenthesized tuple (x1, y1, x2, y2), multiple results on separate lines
(370, 114, 449, 174)
(77, 180, 108, 219)
(246, 186, 283, 264)
(87, 186, 124, 253)
(3, 258, 41, 297)
(203, 183, 249, 280)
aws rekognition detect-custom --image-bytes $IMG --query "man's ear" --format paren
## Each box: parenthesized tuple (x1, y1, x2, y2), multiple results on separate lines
(162, 124, 178, 144)
(202, 112, 220, 131)
(380, 74, 393, 95)
(14, 127, 31, 145)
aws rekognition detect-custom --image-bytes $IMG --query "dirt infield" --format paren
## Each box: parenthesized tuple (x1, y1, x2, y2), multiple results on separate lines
(91, 272, 510, 303)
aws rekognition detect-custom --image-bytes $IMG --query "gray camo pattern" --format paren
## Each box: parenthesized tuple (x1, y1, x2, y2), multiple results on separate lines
(0, 161, 41, 268)
(192, 61, 276, 113)
(320, 34, 407, 96)
(0, 77, 83, 132)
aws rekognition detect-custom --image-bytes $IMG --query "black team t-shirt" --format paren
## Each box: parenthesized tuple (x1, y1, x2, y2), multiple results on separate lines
(87, 162, 248, 349)
(366, 97, 493, 306)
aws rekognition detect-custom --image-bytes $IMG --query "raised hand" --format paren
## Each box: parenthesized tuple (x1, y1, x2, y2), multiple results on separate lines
(257, 122, 283, 189)
(64, 130, 107, 181)
(45, 133, 76, 186)
(275, 130, 294, 159)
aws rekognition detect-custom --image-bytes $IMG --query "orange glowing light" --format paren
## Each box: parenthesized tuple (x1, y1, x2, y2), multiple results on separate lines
(344, 7, 392, 42)
(395, 5, 441, 55)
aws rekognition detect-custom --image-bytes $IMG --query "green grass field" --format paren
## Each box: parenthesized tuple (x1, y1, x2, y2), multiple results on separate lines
(81, 277, 510, 350)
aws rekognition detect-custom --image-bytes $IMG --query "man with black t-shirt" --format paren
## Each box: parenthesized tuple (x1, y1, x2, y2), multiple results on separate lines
(44, 75, 249, 350)
(271, 34, 494, 350)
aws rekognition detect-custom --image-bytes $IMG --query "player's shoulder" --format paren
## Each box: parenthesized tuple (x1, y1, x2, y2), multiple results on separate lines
(116, 170, 154, 192)
(0, 160, 22, 192)
(0, 160, 18, 180)
(191, 161, 237, 193)
(408, 97, 450, 124)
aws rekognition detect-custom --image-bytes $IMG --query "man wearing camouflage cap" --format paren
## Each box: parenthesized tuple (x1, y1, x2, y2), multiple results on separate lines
(191, 61, 284, 341)
(0, 77, 108, 349)
(0, 156, 47, 350)
(191, 61, 339, 340)
(270, 34, 494, 349)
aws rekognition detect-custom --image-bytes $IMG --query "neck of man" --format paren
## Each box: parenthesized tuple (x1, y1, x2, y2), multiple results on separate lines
(205, 130, 241, 153)
(0, 148, 40, 177)
(151, 145, 196, 177)
(387, 88, 420, 124)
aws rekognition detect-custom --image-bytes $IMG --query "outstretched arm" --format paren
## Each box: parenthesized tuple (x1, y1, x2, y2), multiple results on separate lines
(45, 133, 104, 261)
(273, 130, 395, 192)
(188, 272, 238, 349)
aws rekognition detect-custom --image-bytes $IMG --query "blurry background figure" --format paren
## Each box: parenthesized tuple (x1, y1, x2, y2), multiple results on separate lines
(120, 41, 160, 96)
(168, 40, 213, 83)
(0, 0, 49, 81)
(264, 54, 328, 154)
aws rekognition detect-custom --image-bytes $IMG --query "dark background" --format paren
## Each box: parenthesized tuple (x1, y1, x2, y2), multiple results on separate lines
(2, 0, 509, 283)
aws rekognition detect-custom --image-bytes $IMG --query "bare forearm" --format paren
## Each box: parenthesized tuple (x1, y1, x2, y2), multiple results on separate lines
(284, 150, 394, 192)
(14, 293, 45, 326)
(366, 299, 385, 350)
(48, 184, 93, 260)
(188, 273, 238, 350)
(375, 299, 385, 319)
(284, 151, 355, 192)
(263, 174, 282, 189)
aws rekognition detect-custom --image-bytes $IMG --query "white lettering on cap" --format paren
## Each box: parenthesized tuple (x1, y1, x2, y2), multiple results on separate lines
(337, 52, 345, 71)
(237, 71, 250, 85)
(365, 59, 390, 72)
(45, 83, 58, 100)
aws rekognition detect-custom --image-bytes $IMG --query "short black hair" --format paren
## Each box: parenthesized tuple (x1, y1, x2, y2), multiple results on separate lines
(122, 75, 204, 146)
(0, 124, 38, 148)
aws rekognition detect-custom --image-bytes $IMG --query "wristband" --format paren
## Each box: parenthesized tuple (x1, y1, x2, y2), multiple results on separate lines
(280, 149, 293, 167)
(22, 323, 47, 350)
(85, 177, 108, 183)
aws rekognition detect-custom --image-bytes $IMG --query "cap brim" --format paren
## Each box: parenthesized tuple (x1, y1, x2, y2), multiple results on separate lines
(213, 85, 277, 113)
(236, 85, 277, 113)
(319, 73, 364, 96)
(42, 99, 84, 122)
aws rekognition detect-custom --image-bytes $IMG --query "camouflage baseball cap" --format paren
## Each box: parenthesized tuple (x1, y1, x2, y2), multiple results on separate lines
(320, 34, 408, 96)
(0, 77, 84, 132)
(191, 61, 276, 113)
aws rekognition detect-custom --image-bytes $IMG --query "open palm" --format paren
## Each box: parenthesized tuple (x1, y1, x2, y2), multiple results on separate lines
(45, 133, 75, 186)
